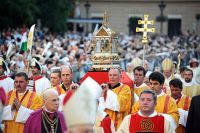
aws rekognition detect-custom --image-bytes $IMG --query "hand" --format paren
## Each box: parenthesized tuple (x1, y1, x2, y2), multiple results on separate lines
(100, 83, 109, 97)
(69, 83, 79, 91)
(11, 103, 16, 111)
(13, 98, 21, 111)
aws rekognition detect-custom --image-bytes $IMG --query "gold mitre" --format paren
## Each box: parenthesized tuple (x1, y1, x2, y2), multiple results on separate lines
(131, 57, 142, 69)
(162, 58, 173, 71)
(63, 77, 102, 128)
(0, 57, 4, 66)
(91, 11, 120, 71)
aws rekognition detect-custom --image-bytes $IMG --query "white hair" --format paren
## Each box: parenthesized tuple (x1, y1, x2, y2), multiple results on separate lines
(42, 88, 58, 101)
(126, 62, 132, 67)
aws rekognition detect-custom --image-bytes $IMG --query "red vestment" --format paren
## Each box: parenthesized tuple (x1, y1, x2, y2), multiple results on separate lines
(129, 113, 164, 133)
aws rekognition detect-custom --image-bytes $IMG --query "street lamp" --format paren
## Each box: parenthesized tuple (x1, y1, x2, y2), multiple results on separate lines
(159, 0, 166, 14)
(195, 14, 200, 34)
(84, 0, 91, 33)
(156, 0, 167, 34)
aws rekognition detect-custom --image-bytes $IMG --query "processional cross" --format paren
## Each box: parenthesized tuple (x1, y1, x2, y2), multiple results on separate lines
(102, 10, 109, 27)
(136, 15, 155, 66)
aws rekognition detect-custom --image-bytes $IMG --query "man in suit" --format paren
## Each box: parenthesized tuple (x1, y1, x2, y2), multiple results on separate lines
(186, 95, 200, 133)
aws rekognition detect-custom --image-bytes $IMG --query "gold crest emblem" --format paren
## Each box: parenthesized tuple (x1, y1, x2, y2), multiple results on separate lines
(140, 118, 154, 131)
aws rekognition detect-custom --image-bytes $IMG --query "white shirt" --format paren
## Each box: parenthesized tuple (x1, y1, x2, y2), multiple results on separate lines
(34, 77, 51, 95)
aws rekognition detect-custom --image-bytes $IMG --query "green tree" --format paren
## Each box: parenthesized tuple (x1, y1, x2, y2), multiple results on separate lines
(37, 0, 74, 32)
(0, 0, 39, 30)
(0, 0, 74, 32)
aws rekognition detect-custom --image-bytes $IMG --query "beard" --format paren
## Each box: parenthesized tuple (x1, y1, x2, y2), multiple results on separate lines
(185, 78, 192, 83)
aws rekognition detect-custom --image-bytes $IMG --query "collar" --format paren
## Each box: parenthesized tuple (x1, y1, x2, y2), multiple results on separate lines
(61, 83, 68, 91)
(157, 90, 165, 97)
(44, 107, 56, 114)
(29, 75, 43, 81)
(17, 89, 28, 95)
(43, 107, 57, 120)
(165, 74, 174, 80)
(175, 94, 184, 104)
(138, 110, 157, 117)
(0, 75, 7, 80)
(174, 94, 183, 101)
(183, 79, 195, 86)
(109, 83, 121, 89)
(134, 82, 147, 88)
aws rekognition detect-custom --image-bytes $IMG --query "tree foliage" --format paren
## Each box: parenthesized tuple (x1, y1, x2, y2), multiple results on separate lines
(0, 0, 74, 32)
(37, 0, 73, 32)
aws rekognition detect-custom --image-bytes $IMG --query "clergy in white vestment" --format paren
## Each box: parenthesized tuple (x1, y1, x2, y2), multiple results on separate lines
(162, 58, 175, 94)
(188, 58, 200, 85)
(182, 68, 200, 97)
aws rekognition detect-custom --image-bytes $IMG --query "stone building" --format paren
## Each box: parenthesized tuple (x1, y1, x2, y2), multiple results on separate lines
(69, 0, 200, 36)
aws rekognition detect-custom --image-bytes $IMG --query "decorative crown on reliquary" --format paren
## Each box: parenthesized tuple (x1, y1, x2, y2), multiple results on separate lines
(91, 10, 120, 71)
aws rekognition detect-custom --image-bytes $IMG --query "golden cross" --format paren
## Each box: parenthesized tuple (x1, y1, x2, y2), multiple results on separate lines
(136, 15, 155, 43)
(102, 10, 109, 27)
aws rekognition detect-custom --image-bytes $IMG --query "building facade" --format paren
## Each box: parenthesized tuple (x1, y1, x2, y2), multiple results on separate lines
(76, 0, 200, 36)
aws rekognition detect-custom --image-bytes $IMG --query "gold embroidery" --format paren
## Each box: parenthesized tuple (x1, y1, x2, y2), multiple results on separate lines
(140, 118, 154, 131)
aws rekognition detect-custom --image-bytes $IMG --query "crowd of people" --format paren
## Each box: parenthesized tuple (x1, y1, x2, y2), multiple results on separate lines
(0, 26, 199, 133)
(0, 27, 200, 79)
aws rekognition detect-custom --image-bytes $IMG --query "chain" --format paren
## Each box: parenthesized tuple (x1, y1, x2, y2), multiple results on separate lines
(42, 111, 58, 133)
(42, 111, 57, 125)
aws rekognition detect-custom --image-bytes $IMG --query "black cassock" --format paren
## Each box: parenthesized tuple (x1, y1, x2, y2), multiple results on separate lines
(186, 95, 200, 133)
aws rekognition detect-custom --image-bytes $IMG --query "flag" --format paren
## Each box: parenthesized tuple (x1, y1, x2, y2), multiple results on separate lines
(20, 25, 27, 51)
(42, 42, 52, 56)
(27, 24, 35, 51)
(6, 41, 13, 58)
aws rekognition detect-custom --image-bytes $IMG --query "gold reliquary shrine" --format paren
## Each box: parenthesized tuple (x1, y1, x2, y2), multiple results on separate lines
(91, 11, 120, 71)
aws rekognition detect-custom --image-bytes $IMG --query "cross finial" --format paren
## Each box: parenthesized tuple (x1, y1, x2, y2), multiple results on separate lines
(136, 15, 155, 43)
(102, 10, 109, 27)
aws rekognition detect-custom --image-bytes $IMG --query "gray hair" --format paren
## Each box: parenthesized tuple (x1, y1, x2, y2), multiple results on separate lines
(108, 67, 122, 75)
(42, 88, 59, 101)
(139, 89, 157, 103)
(50, 67, 61, 77)
(60, 65, 73, 73)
